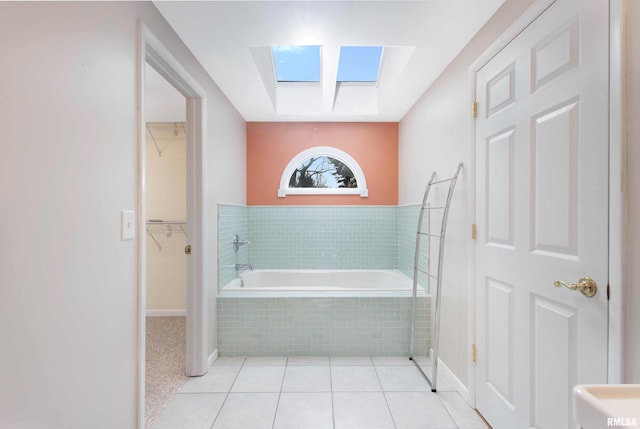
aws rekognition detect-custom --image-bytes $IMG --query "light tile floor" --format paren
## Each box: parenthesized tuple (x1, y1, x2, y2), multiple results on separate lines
(152, 356, 489, 429)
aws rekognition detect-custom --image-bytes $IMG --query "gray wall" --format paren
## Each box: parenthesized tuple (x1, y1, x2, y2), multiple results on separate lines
(624, 0, 640, 383)
(0, 2, 245, 427)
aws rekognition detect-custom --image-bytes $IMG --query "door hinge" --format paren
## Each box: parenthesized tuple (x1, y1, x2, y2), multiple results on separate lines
(607, 283, 610, 301)
(471, 224, 477, 240)
(184, 244, 192, 255)
(472, 101, 478, 118)
(472, 344, 477, 363)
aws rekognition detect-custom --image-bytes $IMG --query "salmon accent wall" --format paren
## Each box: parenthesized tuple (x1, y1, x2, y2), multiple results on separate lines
(247, 122, 398, 205)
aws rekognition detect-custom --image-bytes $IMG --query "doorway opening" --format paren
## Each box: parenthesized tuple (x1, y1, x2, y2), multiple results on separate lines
(138, 24, 209, 429)
(144, 63, 188, 427)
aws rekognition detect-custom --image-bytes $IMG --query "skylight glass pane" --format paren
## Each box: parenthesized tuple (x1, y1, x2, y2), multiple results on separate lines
(272, 45, 321, 82)
(337, 46, 383, 82)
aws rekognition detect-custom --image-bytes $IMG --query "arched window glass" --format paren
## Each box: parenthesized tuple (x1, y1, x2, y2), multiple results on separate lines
(278, 147, 368, 197)
(289, 156, 358, 189)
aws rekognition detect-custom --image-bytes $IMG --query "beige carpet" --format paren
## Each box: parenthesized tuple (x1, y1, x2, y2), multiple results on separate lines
(145, 316, 188, 428)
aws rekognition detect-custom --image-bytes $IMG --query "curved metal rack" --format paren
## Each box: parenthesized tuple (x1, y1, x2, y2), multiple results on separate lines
(409, 162, 463, 392)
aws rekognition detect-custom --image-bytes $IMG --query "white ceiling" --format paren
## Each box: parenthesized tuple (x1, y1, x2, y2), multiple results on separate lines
(153, 1, 505, 122)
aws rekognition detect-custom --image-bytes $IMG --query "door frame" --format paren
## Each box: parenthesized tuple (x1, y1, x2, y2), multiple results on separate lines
(466, 0, 626, 408)
(136, 23, 209, 428)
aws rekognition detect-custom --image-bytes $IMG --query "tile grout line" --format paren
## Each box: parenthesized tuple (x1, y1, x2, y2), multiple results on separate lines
(435, 391, 462, 429)
(270, 356, 288, 429)
(438, 391, 491, 429)
(329, 360, 336, 429)
(372, 360, 399, 429)
(208, 357, 247, 429)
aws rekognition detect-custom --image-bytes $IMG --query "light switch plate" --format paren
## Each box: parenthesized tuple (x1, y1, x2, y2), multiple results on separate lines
(121, 210, 135, 240)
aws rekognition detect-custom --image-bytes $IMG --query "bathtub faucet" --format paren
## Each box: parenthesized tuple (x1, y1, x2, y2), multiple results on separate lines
(235, 263, 254, 271)
(233, 234, 250, 252)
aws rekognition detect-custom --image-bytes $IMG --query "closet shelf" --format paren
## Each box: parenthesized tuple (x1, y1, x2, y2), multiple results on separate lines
(146, 220, 186, 251)
(146, 220, 186, 225)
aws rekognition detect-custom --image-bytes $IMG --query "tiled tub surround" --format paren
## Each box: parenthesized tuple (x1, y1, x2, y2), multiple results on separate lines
(218, 204, 249, 288)
(248, 206, 398, 270)
(397, 204, 421, 277)
(217, 204, 430, 356)
(217, 296, 430, 356)
(218, 204, 422, 291)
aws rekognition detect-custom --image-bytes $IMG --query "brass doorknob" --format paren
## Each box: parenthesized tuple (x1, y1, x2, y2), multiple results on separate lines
(553, 277, 597, 297)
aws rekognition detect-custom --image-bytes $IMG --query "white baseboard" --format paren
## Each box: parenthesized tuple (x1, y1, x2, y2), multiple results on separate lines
(437, 357, 470, 401)
(145, 309, 187, 317)
(208, 349, 218, 368)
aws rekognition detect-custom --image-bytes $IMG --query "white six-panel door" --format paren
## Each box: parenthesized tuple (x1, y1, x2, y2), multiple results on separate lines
(475, 0, 609, 427)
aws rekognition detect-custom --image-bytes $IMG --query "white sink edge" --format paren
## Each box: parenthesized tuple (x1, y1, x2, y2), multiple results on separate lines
(573, 384, 640, 429)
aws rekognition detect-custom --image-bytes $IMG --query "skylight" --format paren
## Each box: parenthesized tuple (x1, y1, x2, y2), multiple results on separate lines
(272, 45, 321, 82)
(337, 46, 383, 82)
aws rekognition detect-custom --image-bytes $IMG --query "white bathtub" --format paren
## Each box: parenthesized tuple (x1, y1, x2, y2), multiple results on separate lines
(218, 269, 431, 355)
(221, 269, 427, 297)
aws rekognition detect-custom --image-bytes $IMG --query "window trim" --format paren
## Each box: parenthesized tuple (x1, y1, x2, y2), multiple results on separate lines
(278, 146, 368, 197)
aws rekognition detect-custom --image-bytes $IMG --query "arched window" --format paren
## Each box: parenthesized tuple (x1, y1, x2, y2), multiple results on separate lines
(278, 146, 368, 197)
